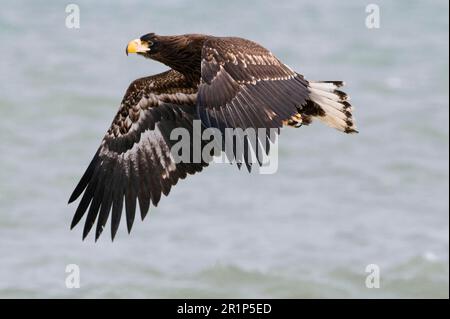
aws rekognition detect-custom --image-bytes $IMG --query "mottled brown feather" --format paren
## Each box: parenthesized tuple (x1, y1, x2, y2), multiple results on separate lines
(69, 70, 209, 241)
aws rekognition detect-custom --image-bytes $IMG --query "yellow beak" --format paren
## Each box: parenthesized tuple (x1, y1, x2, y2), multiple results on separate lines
(126, 39, 150, 55)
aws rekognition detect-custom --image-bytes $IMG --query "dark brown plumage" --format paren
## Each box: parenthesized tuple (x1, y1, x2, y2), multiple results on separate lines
(69, 33, 358, 241)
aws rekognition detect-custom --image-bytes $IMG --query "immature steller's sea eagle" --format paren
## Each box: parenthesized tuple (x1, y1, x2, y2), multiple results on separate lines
(69, 33, 358, 241)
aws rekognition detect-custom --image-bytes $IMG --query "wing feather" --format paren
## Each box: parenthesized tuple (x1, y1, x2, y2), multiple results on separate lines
(69, 70, 209, 240)
(197, 37, 309, 168)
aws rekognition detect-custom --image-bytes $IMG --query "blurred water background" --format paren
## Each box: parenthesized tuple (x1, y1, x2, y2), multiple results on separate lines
(0, 0, 448, 298)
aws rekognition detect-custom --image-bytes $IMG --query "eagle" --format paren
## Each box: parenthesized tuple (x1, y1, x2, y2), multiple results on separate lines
(69, 33, 358, 241)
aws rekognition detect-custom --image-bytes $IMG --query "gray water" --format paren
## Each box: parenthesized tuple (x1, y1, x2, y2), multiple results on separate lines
(0, 0, 448, 298)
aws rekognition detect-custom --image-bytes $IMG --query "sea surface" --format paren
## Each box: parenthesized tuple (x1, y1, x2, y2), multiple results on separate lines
(0, 0, 448, 298)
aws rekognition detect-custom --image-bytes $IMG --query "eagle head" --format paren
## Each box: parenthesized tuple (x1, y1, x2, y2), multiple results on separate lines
(125, 33, 158, 57)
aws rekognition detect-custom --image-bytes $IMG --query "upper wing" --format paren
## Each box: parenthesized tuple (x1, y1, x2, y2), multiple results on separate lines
(69, 70, 208, 241)
(197, 37, 310, 132)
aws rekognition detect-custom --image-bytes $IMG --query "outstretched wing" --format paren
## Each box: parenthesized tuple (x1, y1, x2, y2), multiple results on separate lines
(197, 37, 310, 169)
(197, 37, 310, 131)
(69, 70, 207, 241)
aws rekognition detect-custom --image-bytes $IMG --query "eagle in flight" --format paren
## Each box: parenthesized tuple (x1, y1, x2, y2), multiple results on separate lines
(69, 33, 358, 241)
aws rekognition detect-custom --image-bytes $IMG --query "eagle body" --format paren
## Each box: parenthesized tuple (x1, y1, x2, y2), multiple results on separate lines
(69, 33, 358, 240)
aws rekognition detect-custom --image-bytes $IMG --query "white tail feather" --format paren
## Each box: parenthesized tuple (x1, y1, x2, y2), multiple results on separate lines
(307, 81, 357, 134)
(309, 81, 344, 92)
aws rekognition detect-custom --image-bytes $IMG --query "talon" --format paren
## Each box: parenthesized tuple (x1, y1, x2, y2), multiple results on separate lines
(284, 113, 303, 127)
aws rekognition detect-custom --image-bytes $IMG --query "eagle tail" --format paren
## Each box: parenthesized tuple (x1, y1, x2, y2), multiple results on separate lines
(304, 81, 358, 134)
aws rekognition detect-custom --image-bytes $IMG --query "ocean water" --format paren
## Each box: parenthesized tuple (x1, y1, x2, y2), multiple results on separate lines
(0, 0, 448, 298)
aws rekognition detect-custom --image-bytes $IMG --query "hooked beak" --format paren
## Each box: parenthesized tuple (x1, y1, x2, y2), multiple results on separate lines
(126, 39, 150, 55)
